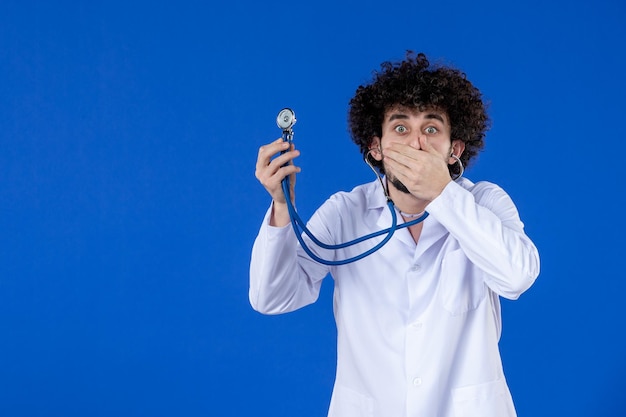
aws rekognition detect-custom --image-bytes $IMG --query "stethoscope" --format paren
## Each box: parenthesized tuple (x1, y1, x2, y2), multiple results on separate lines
(276, 108, 429, 266)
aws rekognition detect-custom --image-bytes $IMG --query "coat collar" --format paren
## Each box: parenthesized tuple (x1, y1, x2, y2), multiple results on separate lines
(367, 177, 448, 252)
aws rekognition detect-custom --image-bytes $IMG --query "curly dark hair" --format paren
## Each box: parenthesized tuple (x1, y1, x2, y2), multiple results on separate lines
(348, 51, 490, 176)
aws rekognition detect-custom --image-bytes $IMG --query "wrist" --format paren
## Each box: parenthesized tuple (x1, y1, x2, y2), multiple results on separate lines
(270, 200, 291, 227)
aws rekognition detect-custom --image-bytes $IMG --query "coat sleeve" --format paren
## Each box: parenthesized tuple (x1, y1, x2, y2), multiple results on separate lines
(426, 180, 540, 300)
(249, 204, 331, 315)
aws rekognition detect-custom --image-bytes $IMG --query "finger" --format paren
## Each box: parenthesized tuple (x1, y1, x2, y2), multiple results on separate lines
(256, 148, 300, 186)
(257, 138, 290, 161)
(384, 143, 420, 168)
(384, 156, 419, 186)
(256, 139, 290, 172)
(267, 165, 301, 203)
(268, 148, 300, 171)
(275, 164, 301, 182)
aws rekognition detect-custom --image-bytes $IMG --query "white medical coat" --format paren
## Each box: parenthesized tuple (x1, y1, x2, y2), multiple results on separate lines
(250, 177, 540, 417)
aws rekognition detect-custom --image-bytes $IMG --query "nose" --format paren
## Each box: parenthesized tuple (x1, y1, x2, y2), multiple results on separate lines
(408, 132, 423, 149)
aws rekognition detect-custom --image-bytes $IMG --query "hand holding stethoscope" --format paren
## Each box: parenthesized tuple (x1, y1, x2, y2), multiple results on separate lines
(254, 109, 301, 227)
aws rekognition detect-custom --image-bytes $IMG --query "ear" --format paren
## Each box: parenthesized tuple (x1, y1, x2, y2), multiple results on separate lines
(369, 137, 383, 161)
(448, 140, 465, 163)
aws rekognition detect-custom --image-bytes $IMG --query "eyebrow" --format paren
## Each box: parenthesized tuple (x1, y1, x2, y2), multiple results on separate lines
(424, 113, 445, 123)
(387, 112, 446, 123)
(388, 113, 410, 122)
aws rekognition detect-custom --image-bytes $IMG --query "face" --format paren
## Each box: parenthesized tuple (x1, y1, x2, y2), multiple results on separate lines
(370, 106, 462, 193)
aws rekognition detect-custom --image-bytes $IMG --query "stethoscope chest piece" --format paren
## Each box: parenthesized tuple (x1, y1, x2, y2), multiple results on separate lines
(277, 108, 296, 131)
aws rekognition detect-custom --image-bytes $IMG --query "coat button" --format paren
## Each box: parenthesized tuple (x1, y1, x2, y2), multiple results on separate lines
(412, 377, 422, 386)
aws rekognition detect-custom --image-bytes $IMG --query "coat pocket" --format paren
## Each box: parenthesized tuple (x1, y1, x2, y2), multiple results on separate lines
(451, 378, 516, 417)
(440, 249, 486, 315)
(327, 385, 374, 417)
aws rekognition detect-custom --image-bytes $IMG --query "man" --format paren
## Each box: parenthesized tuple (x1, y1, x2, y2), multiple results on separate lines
(250, 51, 540, 417)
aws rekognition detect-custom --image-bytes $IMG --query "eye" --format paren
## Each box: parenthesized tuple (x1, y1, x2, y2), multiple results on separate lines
(394, 125, 408, 134)
(425, 126, 438, 134)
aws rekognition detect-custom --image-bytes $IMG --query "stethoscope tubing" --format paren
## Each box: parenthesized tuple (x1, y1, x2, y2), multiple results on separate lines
(281, 161, 428, 266)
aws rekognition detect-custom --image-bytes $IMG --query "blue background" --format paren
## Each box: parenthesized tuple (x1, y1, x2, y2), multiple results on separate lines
(1, 1, 624, 416)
